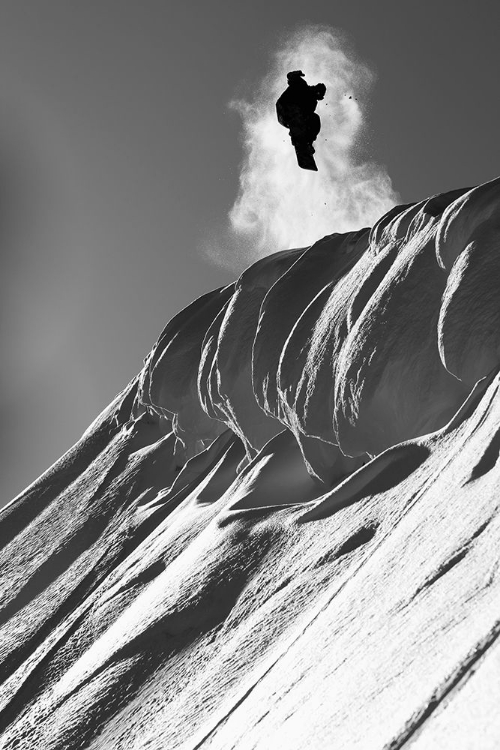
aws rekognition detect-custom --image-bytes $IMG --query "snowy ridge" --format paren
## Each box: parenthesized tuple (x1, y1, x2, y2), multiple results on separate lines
(1, 177, 500, 748)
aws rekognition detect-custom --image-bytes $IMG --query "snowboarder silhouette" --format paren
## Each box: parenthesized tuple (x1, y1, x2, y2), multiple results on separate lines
(276, 70, 326, 171)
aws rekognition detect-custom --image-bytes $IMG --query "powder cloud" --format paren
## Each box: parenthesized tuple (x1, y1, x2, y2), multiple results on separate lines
(224, 25, 399, 265)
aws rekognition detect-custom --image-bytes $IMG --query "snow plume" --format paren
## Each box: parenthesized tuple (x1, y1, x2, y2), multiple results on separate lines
(227, 26, 399, 263)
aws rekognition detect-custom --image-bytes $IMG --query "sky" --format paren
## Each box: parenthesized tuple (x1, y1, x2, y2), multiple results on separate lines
(1, 0, 500, 506)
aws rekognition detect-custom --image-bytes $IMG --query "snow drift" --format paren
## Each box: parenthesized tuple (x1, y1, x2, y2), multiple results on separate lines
(1, 177, 500, 749)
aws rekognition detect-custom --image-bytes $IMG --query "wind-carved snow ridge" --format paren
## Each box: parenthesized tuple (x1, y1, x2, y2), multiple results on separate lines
(2, 177, 500, 749)
(226, 26, 398, 264)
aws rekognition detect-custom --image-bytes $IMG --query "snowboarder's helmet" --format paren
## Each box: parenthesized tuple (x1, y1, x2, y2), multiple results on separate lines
(287, 70, 305, 82)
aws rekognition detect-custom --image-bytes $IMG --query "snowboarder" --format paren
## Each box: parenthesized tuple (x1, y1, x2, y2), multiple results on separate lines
(276, 70, 326, 171)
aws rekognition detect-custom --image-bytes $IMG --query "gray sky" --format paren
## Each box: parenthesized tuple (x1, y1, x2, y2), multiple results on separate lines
(1, 0, 499, 505)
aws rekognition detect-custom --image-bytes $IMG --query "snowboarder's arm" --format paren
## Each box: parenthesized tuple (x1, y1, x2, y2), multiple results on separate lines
(276, 99, 290, 128)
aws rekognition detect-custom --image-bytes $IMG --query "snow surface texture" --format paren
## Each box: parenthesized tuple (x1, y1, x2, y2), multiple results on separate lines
(2, 177, 500, 749)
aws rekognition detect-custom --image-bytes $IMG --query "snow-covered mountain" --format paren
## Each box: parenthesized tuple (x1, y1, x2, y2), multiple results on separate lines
(1, 177, 500, 749)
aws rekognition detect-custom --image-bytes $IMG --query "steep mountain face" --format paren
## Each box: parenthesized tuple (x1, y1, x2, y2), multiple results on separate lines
(1, 177, 500, 749)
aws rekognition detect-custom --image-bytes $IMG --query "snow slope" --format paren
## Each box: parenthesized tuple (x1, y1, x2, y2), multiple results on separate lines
(1, 177, 500, 749)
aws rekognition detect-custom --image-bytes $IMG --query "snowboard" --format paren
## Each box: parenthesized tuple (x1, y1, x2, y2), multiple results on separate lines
(295, 144, 318, 171)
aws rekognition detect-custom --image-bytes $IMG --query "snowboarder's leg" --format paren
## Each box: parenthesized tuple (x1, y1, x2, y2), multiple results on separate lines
(310, 113, 321, 141)
(289, 126, 313, 154)
(303, 114, 321, 153)
(291, 114, 321, 155)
